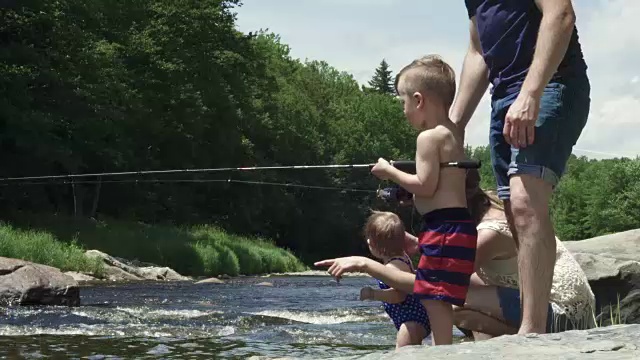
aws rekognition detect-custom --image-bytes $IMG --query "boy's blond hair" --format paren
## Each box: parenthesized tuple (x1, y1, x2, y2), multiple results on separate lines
(394, 54, 457, 109)
(364, 210, 405, 257)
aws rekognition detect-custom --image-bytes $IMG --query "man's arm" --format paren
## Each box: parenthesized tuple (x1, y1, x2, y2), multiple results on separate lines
(449, 16, 489, 131)
(521, 0, 577, 98)
(385, 130, 440, 197)
(504, 0, 577, 146)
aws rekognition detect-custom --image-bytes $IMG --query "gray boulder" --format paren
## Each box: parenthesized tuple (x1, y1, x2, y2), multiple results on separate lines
(564, 229, 640, 325)
(85, 250, 191, 282)
(0, 257, 79, 306)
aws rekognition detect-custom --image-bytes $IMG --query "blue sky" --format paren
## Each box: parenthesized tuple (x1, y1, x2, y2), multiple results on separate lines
(234, 0, 640, 159)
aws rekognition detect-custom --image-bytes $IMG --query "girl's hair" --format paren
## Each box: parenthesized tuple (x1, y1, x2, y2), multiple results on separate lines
(364, 210, 405, 258)
(465, 168, 504, 224)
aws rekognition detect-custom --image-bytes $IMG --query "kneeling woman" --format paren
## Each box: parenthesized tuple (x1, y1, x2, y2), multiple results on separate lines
(315, 169, 596, 339)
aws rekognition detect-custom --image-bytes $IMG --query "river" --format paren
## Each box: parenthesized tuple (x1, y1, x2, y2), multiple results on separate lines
(0, 276, 466, 359)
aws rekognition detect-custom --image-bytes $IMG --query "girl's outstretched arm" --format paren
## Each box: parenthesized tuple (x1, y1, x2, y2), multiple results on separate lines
(314, 256, 416, 293)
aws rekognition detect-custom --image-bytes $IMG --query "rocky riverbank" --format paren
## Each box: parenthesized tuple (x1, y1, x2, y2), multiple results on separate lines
(350, 324, 640, 360)
(0, 249, 192, 306)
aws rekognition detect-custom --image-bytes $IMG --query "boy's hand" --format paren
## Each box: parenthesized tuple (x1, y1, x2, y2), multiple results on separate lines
(371, 158, 392, 180)
(403, 232, 419, 256)
(360, 286, 374, 301)
(398, 198, 413, 207)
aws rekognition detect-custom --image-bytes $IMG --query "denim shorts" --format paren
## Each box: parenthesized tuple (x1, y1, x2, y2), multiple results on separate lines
(489, 75, 591, 200)
(496, 286, 574, 333)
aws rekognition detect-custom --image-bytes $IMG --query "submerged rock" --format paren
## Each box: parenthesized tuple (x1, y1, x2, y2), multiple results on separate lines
(0, 257, 79, 306)
(195, 277, 225, 284)
(64, 271, 97, 283)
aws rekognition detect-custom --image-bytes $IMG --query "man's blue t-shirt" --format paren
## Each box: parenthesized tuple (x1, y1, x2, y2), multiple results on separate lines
(465, 0, 587, 98)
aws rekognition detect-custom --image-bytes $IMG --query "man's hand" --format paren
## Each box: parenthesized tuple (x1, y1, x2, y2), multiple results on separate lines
(360, 286, 374, 301)
(371, 158, 392, 180)
(504, 92, 540, 148)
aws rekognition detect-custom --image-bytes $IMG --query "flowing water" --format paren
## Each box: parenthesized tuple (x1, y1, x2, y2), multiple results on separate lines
(0, 276, 465, 359)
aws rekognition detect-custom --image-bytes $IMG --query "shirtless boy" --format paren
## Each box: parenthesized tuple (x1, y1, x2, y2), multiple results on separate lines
(370, 55, 478, 345)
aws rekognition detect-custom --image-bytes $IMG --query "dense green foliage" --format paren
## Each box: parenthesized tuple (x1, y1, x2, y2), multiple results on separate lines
(0, 0, 638, 269)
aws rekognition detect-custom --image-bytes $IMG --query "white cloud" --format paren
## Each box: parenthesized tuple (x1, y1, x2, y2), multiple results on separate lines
(234, 0, 639, 159)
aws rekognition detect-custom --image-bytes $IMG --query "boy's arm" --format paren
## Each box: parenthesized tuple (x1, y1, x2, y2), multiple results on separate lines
(381, 130, 441, 198)
(449, 16, 489, 131)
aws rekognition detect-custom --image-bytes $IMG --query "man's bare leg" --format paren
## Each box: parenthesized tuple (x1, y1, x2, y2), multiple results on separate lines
(508, 174, 555, 334)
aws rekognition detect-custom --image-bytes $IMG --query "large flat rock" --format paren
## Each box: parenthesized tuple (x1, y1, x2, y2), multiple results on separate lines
(352, 325, 640, 360)
(564, 229, 640, 263)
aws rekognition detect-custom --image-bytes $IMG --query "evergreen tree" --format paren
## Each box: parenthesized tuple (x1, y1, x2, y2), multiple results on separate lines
(367, 59, 395, 95)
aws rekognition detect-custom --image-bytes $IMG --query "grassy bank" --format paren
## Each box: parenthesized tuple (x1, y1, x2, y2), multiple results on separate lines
(0, 224, 105, 275)
(1, 212, 308, 277)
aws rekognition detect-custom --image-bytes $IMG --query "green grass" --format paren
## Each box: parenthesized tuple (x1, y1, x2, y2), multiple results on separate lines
(1, 212, 308, 277)
(0, 223, 105, 275)
(593, 293, 626, 328)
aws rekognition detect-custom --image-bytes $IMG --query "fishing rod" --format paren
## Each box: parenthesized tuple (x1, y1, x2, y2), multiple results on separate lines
(0, 159, 481, 182)
(0, 178, 377, 193)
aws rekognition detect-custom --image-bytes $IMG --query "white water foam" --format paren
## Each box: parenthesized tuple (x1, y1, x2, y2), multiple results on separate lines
(113, 307, 221, 319)
(248, 309, 382, 325)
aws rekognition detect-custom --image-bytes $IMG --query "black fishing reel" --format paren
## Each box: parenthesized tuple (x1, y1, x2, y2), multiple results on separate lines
(374, 159, 481, 204)
(377, 184, 413, 203)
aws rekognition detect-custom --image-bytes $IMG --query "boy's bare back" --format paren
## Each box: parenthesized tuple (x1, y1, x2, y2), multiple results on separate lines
(412, 123, 467, 216)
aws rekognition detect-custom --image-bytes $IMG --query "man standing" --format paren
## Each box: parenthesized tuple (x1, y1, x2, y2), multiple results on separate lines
(449, 0, 591, 334)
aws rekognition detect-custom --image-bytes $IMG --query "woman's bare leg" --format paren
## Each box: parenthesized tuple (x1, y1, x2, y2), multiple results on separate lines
(455, 308, 517, 338)
(453, 284, 519, 338)
(473, 331, 495, 341)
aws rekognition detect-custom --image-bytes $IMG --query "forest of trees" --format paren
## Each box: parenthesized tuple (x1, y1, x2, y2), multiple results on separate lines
(0, 0, 638, 264)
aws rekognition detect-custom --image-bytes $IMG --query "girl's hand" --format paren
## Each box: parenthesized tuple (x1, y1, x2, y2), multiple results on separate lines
(314, 256, 367, 282)
(360, 286, 374, 301)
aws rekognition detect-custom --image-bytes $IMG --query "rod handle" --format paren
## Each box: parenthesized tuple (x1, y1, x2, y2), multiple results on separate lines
(387, 159, 482, 173)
